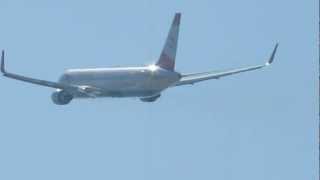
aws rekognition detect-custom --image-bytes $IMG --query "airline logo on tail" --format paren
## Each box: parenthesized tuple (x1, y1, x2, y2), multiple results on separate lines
(156, 13, 181, 71)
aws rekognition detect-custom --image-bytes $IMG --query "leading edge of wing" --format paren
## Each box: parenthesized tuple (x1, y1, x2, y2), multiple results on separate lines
(174, 43, 278, 86)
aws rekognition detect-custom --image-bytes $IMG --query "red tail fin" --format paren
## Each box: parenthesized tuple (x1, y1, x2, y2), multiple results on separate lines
(156, 13, 181, 71)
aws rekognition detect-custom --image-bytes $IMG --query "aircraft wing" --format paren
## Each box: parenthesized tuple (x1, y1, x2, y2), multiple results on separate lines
(174, 44, 278, 86)
(0, 50, 77, 90)
(1, 50, 109, 98)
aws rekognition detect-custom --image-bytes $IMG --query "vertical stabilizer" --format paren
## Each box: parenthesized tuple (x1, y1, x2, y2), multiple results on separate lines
(156, 13, 181, 71)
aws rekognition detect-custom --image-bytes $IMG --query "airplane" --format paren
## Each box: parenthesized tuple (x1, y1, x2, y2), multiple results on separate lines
(0, 13, 278, 105)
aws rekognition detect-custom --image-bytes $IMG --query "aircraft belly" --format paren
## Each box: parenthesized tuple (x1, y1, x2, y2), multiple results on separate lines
(97, 77, 169, 97)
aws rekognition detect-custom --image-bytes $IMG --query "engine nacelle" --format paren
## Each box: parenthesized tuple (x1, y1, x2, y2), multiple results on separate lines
(140, 94, 161, 102)
(51, 90, 73, 105)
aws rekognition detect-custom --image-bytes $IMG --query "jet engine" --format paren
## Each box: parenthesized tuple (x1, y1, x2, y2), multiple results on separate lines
(140, 94, 161, 102)
(51, 90, 73, 105)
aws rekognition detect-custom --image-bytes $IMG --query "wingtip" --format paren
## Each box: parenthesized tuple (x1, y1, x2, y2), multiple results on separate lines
(266, 43, 279, 66)
(1, 50, 5, 74)
(173, 12, 181, 25)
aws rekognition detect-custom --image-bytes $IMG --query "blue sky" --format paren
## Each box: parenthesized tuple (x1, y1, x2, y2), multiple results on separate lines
(0, 0, 317, 179)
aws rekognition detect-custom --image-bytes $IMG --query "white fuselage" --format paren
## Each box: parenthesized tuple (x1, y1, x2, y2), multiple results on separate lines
(58, 65, 181, 98)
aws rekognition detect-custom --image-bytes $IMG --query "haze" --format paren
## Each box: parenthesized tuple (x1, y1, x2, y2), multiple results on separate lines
(0, 0, 317, 180)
